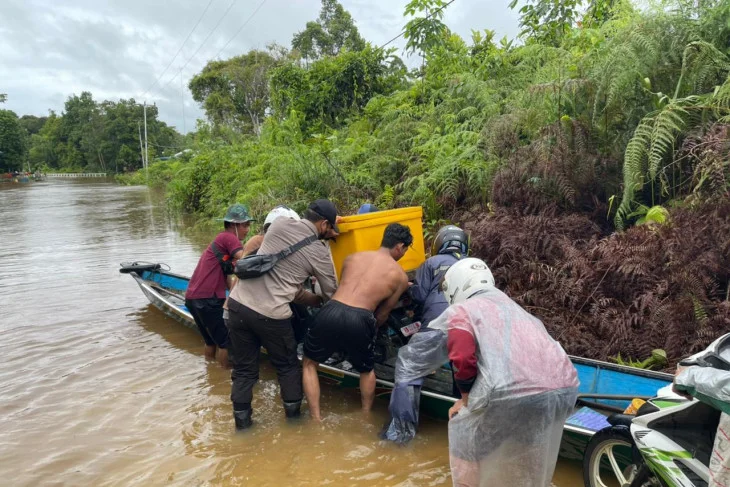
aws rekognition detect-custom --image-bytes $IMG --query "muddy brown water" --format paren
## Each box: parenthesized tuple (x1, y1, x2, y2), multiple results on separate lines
(0, 180, 583, 486)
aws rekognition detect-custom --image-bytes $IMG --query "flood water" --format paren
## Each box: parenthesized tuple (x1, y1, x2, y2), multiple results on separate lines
(0, 180, 582, 486)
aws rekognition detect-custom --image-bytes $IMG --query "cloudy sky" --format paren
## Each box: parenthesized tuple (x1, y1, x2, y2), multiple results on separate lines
(0, 0, 519, 133)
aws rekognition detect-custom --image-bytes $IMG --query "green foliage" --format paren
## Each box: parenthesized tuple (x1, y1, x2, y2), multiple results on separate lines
(617, 61, 730, 227)
(18, 115, 47, 136)
(511, 0, 582, 45)
(23, 93, 183, 173)
(109, 0, 730, 238)
(189, 48, 281, 134)
(270, 46, 406, 132)
(291, 0, 366, 60)
(403, 0, 449, 56)
(630, 205, 669, 226)
(612, 349, 668, 370)
(512, 0, 622, 45)
(0, 109, 27, 171)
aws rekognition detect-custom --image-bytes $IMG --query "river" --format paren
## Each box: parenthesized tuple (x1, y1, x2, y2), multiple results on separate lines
(0, 180, 582, 486)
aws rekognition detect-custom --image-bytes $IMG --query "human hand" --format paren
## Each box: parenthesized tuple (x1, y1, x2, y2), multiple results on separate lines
(672, 365, 693, 400)
(449, 399, 464, 420)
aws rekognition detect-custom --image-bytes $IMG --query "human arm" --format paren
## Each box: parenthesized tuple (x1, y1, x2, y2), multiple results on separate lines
(447, 326, 478, 396)
(409, 261, 432, 305)
(293, 287, 324, 307)
(242, 235, 263, 257)
(309, 244, 338, 301)
(226, 248, 244, 290)
(447, 316, 477, 419)
(374, 274, 409, 326)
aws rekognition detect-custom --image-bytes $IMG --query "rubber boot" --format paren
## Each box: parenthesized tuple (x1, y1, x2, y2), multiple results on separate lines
(283, 400, 302, 419)
(234, 408, 253, 430)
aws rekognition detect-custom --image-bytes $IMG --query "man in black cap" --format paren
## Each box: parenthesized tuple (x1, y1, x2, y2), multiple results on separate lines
(226, 199, 339, 429)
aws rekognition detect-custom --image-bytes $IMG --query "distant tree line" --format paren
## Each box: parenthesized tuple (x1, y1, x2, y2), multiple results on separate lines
(0, 92, 183, 173)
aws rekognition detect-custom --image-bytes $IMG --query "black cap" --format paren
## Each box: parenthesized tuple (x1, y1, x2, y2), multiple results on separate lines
(308, 199, 339, 232)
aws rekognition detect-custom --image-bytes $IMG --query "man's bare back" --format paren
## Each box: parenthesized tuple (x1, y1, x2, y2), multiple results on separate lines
(302, 223, 414, 420)
(333, 248, 409, 323)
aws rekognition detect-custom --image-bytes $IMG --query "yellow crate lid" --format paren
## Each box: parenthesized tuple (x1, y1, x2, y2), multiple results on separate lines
(329, 206, 426, 280)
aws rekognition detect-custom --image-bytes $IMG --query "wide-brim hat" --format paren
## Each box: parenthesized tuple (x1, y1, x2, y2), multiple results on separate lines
(218, 204, 255, 223)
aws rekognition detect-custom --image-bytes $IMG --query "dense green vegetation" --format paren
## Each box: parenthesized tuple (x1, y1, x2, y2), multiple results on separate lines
(135, 0, 729, 229)
(135, 0, 729, 365)
(0, 92, 183, 173)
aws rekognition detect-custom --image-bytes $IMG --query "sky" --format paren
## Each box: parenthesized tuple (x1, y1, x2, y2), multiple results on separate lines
(0, 0, 519, 133)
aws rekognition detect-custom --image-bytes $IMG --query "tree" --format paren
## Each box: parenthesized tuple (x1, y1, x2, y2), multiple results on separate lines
(509, 0, 619, 45)
(403, 0, 450, 57)
(0, 94, 6, 104)
(0, 110, 27, 171)
(190, 49, 279, 134)
(24, 93, 182, 173)
(270, 46, 406, 132)
(18, 115, 48, 136)
(291, 0, 366, 61)
(117, 145, 140, 171)
(28, 111, 61, 169)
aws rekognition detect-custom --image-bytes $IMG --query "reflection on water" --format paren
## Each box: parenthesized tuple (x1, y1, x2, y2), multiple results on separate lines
(0, 180, 581, 486)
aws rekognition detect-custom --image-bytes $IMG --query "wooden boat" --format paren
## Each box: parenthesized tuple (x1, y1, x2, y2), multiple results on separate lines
(121, 263, 673, 460)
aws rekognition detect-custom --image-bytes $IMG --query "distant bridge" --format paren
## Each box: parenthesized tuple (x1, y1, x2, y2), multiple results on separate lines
(45, 173, 108, 178)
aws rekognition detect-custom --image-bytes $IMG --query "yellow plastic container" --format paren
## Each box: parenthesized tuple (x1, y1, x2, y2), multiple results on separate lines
(329, 207, 426, 280)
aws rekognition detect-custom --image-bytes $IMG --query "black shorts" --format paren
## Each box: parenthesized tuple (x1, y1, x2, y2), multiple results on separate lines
(303, 300, 377, 373)
(185, 297, 229, 348)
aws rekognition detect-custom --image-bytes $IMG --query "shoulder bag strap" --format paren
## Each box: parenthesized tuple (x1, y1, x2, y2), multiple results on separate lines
(274, 234, 318, 260)
(210, 242, 232, 268)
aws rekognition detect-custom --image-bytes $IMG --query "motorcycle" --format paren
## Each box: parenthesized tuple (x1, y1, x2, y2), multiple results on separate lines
(582, 384, 720, 487)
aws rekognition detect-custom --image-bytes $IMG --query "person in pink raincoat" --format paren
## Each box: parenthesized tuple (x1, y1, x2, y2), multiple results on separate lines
(429, 258, 579, 486)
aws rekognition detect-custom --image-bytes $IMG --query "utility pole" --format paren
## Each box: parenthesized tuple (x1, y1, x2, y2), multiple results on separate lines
(143, 102, 149, 179)
(138, 122, 145, 170)
(181, 72, 186, 134)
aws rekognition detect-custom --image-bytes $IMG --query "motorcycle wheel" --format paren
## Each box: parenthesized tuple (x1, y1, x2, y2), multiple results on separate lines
(582, 426, 645, 487)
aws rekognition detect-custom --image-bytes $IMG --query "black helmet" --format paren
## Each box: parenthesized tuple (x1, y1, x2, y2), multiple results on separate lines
(431, 225, 469, 256)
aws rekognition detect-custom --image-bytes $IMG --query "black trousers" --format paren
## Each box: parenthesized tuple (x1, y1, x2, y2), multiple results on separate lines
(227, 298, 302, 410)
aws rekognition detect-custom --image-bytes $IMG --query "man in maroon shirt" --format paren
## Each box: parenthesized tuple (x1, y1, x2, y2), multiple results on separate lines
(185, 204, 253, 367)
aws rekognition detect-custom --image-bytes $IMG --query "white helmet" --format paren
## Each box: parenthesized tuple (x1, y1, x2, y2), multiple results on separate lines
(441, 258, 495, 305)
(264, 206, 300, 227)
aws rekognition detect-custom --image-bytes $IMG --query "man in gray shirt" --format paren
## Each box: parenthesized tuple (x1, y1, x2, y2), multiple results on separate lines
(227, 199, 339, 429)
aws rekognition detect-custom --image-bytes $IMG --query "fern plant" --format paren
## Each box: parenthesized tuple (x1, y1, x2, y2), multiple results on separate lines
(616, 45, 730, 227)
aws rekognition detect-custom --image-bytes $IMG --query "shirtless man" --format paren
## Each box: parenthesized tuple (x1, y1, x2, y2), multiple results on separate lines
(302, 223, 413, 420)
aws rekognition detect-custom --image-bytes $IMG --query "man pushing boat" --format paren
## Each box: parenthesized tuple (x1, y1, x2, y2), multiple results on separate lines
(227, 199, 339, 429)
(302, 223, 413, 421)
(185, 204, 254, 367)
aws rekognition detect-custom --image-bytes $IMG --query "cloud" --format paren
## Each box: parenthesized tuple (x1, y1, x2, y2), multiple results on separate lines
(0, 0, 518, 133)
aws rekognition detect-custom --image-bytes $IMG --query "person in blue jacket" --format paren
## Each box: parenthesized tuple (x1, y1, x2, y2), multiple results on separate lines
(380, 225, 470, 444)
(410, 225, 469, 328)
